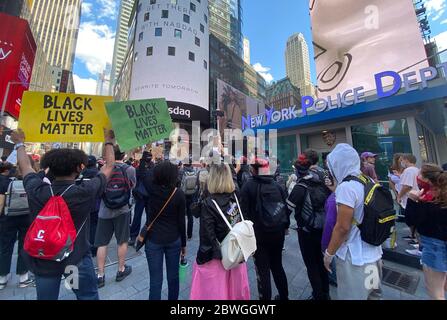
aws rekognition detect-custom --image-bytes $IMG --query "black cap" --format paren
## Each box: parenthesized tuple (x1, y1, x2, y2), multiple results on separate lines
(87, 155, 97, 167)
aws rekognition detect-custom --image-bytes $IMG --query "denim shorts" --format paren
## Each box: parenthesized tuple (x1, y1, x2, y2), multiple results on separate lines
(420, 235, 447, 273)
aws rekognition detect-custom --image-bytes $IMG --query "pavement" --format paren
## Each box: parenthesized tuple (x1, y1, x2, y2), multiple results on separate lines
(0, 215, 432, 300)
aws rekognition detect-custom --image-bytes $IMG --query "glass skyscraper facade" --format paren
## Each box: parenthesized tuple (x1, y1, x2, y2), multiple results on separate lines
(209, 0, 243, 58)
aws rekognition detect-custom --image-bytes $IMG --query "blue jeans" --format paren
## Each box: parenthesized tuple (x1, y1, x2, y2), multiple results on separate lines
(130, 198, 146, 239)
(35, 255, 99, 300)
(145, 238, 181, 300)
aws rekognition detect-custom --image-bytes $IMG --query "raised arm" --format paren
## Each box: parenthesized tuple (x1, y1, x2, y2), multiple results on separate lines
(11, 129, 35, 178)
(100, 129, 116, 179)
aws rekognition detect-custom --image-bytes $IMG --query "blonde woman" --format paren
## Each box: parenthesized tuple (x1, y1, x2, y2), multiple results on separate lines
(190, 163, 250, 300)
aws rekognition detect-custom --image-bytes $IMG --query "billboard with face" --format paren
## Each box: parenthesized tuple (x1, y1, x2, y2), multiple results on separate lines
(310, 0, 429, 98)
(0, 13, 36, 119)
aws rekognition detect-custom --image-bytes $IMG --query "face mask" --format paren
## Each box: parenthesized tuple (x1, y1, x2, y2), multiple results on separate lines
(400, 161, 406, 169)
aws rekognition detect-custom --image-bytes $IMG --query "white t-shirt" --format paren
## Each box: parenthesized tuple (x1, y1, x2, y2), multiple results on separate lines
(399, 166, 419, 209)
(335, 180, 383, 266)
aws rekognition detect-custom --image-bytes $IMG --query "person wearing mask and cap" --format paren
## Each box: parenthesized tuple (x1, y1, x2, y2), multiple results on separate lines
(80, 155, 100, 257)
(129, 151, 153, 246)
(361, 152, 379, 184)
(287, 152, 332, 300)
(240, 157, 290, 300)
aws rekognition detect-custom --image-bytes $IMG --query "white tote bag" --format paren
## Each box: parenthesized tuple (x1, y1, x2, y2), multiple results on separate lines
(212, 195, 257, 270)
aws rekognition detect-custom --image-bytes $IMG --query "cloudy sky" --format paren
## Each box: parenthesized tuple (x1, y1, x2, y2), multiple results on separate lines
(73, 0, 447, 94)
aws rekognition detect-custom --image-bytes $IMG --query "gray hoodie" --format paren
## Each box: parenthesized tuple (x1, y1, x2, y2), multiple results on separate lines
(326, 143, 382, 266)
(327, 143, 361, 184)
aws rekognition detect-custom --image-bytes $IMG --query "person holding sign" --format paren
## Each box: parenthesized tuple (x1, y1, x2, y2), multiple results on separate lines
(10, 128, 117, 300)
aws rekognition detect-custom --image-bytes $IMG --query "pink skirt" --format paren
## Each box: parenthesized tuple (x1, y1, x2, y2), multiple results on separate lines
(189, 259, 250, 300)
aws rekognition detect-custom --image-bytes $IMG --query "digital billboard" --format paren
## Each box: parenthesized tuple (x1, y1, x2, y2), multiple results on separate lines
(217, 79, 266, 136)
(130, 0, 209, 125)
(0, 12, 36, 119)
(310, 0, 429, 98)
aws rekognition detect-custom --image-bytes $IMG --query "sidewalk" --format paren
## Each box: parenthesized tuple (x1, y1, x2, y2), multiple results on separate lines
(0, 217, 431, 300)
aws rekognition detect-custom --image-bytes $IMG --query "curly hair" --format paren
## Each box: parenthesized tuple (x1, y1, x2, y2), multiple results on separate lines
(420, 163, 447, 207)
(41, 149, 88, 177)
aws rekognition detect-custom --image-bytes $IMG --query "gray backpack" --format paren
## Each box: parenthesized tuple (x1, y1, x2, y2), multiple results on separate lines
(5, 179, 30, 216)
(181, 171, 198, 196)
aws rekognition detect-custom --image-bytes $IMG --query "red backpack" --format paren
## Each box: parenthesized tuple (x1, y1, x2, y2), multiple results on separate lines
(24, 185, 83, 262)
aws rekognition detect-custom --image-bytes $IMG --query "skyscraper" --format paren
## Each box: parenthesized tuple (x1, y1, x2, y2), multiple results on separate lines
(285, 33, 313, 97)
(96, 63, 111, 96)
(243, 37, 250, 64)
(209, 0, 243, 57)
(28, 0, 81, 72)
(110, 0, 135, 95)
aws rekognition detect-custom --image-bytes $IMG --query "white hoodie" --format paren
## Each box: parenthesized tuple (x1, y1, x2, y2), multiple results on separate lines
(327, 144, 382, 266)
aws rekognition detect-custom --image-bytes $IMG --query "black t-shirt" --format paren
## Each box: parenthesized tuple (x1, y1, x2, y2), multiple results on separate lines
(144, 181, 186, 248)
(23, 172, 106, 276)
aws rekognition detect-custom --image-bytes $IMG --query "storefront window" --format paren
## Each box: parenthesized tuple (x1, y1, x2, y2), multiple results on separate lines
(277, 135, 297, 175)
(352, 119, 412, 182)
(416, 121, 438, 163)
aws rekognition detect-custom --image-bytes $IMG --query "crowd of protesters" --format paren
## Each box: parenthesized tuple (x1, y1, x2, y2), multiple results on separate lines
(0, 129, 445, 300)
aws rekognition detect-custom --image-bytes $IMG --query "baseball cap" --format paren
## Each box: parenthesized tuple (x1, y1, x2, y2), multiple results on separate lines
(361, 152, 377, 159)
(87, 155, 97, 167)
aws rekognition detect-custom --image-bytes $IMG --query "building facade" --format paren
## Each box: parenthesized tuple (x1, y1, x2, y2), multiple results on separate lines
(110, 0, 135, 96)
(209, 34, 266, 129)
(243, 36, 250, 64)
(209, 0, 243, 58)
(266, 77, 300, 110)
(96, 63, 112, 96)
(27, 0, 81, 92)
(28, 0, 80, 71)
(285, 33, 313, 97)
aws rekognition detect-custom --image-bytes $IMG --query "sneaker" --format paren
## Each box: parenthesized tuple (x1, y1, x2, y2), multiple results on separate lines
(403, 236, 416, 241)
(0, 282, 7, 290)
(128, 237, 136, 247)
(405, 249, 422, 257)
(410, 243, 420, 249)
(18, 278, 35, 288)
(116, 265, 132, 282)
(408, 239, 419, 245)
(97, 274, 105, 288)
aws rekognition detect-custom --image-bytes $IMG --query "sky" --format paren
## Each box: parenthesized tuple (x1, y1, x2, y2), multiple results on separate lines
(72, 0, 447, 94)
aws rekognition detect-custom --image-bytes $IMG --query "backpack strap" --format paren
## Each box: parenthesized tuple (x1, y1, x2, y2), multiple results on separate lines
(211, 199, 233, 231)
(233, 194, 244, 221)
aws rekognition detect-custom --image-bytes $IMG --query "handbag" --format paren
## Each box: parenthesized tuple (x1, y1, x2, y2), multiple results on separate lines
(135, 188, 177, 252)
(211, 194, 257, 270)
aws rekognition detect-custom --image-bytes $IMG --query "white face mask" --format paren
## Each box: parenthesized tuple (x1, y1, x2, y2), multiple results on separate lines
(400, 161, 407, 169)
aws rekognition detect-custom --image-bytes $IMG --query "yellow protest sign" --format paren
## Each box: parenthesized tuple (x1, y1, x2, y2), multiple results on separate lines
(19, 91, 113, 142)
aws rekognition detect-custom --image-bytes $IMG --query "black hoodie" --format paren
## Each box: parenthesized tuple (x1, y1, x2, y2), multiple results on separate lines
(196, 192, 242, 265)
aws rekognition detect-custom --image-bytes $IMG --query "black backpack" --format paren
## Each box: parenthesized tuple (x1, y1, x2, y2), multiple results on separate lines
(103, 164, 132, 209)
(296, 178, 331, 231)
(256, 182, 288, 231)
(343, 174, 396, 246)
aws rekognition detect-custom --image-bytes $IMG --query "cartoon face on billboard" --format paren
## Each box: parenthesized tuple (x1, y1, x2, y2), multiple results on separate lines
(310, 0, 429, 97)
